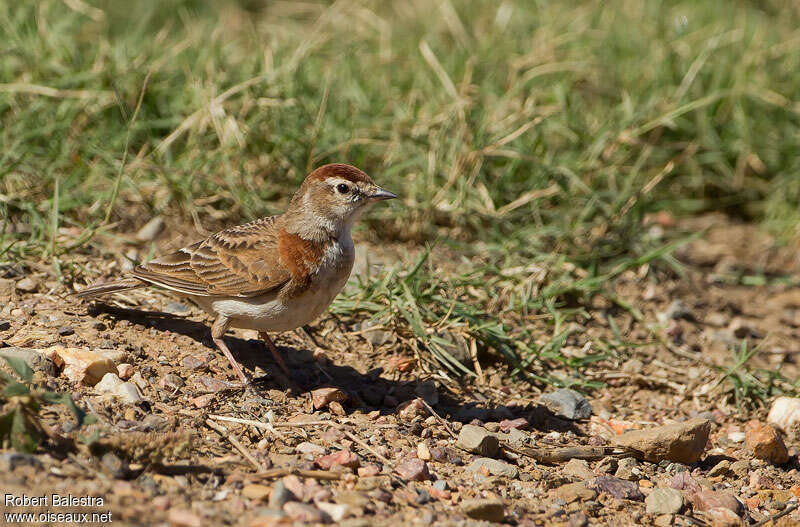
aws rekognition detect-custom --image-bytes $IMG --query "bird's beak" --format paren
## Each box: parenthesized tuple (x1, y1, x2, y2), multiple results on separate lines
(367, 187, 397, 201)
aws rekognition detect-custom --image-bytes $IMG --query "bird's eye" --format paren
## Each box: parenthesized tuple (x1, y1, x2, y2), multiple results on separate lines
(336, 183, 350, 194)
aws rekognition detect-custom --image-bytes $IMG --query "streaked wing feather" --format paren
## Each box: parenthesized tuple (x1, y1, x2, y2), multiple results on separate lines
(132, 216, 290, 297)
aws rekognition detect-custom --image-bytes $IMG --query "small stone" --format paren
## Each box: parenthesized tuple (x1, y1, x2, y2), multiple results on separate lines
(311, 387, 347, 410)
(646, 488, 684, 515)
(0, 321, 10, 331)
(730, 460, 749, 478)
(564, 512, 587, 527)
(168, 509, 202, 527)
(269, 480, 295, 509)
(745, 421, 789, 464)
(0, 452, 42, 471)
(101, 452, 129, 479)
(198, 375, 237, 392)
(703, 507, 742, 527)
(728, 431, 746, 443)
(539, 389, 592, 420)
(0, 279, 15, 299)
(466, 457, 518, 479)
(767, 397, 800, 433)
(181, 355, 207, 370)
(283, 502, 328, 523)
(612, 418, 710, 463)
(654, 515, 674, 527)
(315, 450, 359, 470)
(689, 490, 744, 516)
(498, 418, 527, 432)
(94, 373, 143, 404)
(16, 277, 39, 293)
(395, 458, 430, 481)
(669, 471, 701, 493)
(554, 483, 597, 503)
(136, 216, 165, 242)
(615, 457, 640, 481)
(0, 347, 57, 376)
(562, 458, 594, 480)
(357, 464, 380, 477)
(243, 484, 272, 502)
(621, 359, 644, 374)
(57, 326, 75, 336)
(589, 476, 644, 501)
(117, 363, 134, 380)
(417, 442, 431, 461)
(456, 424, 499, 457)
(316, 502, 349, 522)
(708, 460, 731, 477)
(46, 346, 117, 386)
(460, 499, 505, 523)
(295, 442, 326, 456)
(397, 398, 428, 420)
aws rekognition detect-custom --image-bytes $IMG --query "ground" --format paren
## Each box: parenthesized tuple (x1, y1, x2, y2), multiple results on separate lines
(0, 215, 798, 527)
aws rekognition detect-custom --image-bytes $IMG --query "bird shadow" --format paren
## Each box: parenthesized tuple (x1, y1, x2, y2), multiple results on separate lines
(89, 303, 582, 434)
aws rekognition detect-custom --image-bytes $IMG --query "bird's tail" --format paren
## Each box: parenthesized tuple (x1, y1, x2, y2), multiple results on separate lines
(73, 277, 144, 298)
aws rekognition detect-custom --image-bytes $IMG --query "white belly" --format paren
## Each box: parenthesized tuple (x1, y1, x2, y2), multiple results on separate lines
(190, 238, 354, 333)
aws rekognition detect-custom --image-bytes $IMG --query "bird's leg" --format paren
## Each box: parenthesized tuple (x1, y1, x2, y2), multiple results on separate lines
(259, 332, 291, 378)
(212, 316, 251, 385)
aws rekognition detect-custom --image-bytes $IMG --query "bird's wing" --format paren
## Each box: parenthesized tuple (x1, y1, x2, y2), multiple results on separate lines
(132, 216, 291, 297)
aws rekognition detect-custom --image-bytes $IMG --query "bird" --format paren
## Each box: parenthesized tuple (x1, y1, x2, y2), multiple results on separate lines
(75, 163, 396, 385)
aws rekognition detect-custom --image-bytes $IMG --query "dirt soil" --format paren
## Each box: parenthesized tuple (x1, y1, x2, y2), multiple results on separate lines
(1, 214, 799, 527)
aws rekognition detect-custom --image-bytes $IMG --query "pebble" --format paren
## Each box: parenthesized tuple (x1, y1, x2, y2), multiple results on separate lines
(356, 464, 380, 477)
(498, 418, 527, 431)
(460, 499, 505, 523)
(729, 460, 749, 478)
(612, 418, 710, 463)
(645, 488, 683, 515)
(455, 424, 499, 457)
(589, 476, 644, 501)
(614, 457, 640, 481)
(0, 279, 15, 299)
(395, 458, 430, 481)
(707, 460, 731, 477)
(197, 376, 237, 392)
(767, 397, 800, 433)
(563, 458, 594, 480)
(94, 373, 143, 404)
(554, 483, 597, 503)
(242, 484, 272, 502)
(539, 388, 592, 420)
(181, 355, 208, 370)
(315, 450, 359, 470)
(269, 480, 295, 509)
(416, 442, 431, 461)
(0, 347, 57, 376)
(311, 387, 347, 410)
(727, 431, 746, 443)
(315, 502, 349, 522)
(466, 458, 519, 479)
(397, 398, 428, 420)
(117, 363, 134, 380)
(568, 512, 589, 527)
(283, 502, 328, 524)
(101, 452, 129, 479)
(136, 216, 165, 242)
(703, 507, 742, 527)
(16, 277, 39, 293)
(689, 490, 744, 516)
(745, 421, 789, 464)
(46, 346, 117, 386)
(57, 326, 74, 336)
(295, 442, 326, 456)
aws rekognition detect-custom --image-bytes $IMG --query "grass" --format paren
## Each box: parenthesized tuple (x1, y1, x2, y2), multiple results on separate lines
(2, 0, 800, 391)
